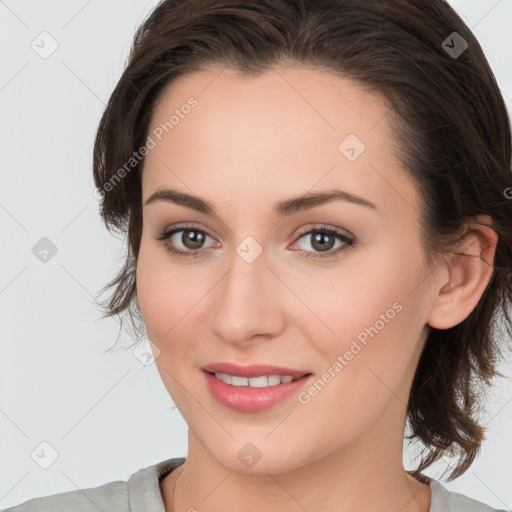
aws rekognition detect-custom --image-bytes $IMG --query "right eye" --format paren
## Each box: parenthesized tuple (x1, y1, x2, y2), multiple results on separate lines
(156, 224, 220, 258)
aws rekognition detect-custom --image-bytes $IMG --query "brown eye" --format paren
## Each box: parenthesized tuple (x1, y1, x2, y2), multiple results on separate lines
(180, 229, 206, 250)
(291, 225, 355, 260)
(156, 225, 219, 258)
(309, 231, 337, 252)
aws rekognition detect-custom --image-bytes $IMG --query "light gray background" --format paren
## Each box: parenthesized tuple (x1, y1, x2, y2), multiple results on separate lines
(1, 0, 511, 509)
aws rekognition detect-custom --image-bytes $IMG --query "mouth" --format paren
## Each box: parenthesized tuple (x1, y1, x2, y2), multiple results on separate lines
(200, 363, 314, 413)
(203, 370, 309, 387)
(201, 362, 312, 379)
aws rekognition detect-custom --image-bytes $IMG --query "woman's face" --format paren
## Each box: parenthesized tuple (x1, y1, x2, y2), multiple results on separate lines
(136, 65, 440, 473)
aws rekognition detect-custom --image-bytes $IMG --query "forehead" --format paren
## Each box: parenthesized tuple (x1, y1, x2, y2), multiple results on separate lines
(141, 65, 421, 220)
(149, 64, 386, 146)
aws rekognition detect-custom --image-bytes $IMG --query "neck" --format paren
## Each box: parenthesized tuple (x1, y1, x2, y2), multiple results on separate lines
(161, 405, 432, 512)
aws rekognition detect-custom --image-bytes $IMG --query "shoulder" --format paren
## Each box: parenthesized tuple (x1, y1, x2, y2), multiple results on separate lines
(429, 477, 508, 512)
(0, 480, 127, 512)
(1, 457, 186, 512)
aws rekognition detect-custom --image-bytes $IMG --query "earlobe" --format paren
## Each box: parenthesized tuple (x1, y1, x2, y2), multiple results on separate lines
(426, 215, 498, 330)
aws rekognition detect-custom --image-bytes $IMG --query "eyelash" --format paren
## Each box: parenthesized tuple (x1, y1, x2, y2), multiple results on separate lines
(156, 223, 355, 260)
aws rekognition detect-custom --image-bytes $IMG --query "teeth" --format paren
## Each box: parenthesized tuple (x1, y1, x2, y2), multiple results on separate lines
(214, 373, 298, 387)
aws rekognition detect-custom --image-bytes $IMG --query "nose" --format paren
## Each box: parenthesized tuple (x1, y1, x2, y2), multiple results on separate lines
(208, 248, 286, 346)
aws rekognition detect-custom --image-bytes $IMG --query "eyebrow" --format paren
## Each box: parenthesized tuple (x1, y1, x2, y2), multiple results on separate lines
(143, 187, 378, 217)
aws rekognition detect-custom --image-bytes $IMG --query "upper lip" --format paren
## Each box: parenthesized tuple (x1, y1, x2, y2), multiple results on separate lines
(201, 362, 312, 379)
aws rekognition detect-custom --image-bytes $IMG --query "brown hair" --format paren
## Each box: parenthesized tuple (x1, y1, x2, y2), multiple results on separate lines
(93, 0, 512, 480)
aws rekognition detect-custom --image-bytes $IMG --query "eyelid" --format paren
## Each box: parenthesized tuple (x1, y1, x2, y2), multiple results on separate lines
(158, 222, 218, 240)
(293, 223, 353, 240)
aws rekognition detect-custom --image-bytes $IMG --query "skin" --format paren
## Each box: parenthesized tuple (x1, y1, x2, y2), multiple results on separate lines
(135, 64, 498, 512)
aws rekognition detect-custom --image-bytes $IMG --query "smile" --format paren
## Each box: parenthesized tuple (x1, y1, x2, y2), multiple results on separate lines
(212, 372, 302, 387)
(202, 369, 314, 413)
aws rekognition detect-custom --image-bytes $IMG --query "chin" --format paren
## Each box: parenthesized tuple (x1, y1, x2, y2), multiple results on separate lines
(200, 436, 317, 476)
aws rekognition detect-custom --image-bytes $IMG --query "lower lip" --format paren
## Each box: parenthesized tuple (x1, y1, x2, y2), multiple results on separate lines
(202, 370, 313, 412)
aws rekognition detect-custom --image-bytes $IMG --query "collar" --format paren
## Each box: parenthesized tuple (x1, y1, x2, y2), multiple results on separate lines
(127, 457, 186, 512)
(127, 458, 449, 512)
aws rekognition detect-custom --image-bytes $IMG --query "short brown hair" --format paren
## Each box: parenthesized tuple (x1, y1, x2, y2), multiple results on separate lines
(93, 0, 512, 480)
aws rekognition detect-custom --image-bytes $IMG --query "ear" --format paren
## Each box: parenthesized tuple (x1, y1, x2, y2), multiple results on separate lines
(426, 215, 498, 330)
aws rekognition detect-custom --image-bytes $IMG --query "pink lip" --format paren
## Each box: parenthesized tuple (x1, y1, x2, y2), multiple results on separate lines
(201, 363, 314, 413)
(201, 362, 311, 379)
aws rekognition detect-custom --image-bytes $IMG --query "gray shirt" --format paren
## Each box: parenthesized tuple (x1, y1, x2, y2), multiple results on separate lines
(1, 457, 507, 511)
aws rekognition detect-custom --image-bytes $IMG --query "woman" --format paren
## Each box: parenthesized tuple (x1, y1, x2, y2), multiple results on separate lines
(4, 0, 511, 511)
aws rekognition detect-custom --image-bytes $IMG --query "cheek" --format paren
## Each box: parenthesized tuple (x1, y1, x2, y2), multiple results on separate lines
(294, 248, 410, 347)
(136, 242, 194, 340)
(136, 239, 222, 358)
(135, 244, 201, 400)
(298, 241, 426, 387)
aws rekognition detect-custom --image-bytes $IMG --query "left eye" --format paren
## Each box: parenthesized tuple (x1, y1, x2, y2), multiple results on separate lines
(290, 226, 354, 259)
